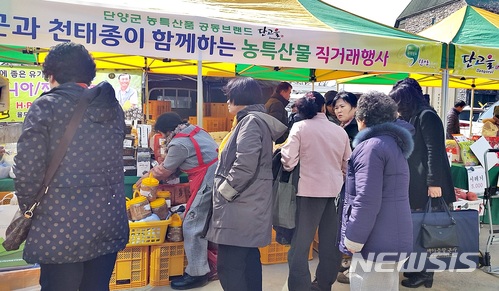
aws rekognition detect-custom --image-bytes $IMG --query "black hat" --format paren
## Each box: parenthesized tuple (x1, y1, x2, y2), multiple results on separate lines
(155, 112, 183, 133)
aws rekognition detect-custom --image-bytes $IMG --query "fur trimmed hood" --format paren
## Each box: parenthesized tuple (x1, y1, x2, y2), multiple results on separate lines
(353, 121, 414, 158)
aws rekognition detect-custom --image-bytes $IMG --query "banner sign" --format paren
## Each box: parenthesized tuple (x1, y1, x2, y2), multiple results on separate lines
(454, 45, 499, 79)
(0, 66, 142, 123)
(0, 0, 443, 74)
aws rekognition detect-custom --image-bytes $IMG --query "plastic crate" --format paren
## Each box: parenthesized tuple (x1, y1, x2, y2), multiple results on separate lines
(109, 246, 149, 290)
(187, 117, 227, 132)
(149, 241, 186, 286)
(313, 229, 319, 252)
(143, 100, 171, 120)
(127, 219, 171, 247)
(259, 230, 313, 265)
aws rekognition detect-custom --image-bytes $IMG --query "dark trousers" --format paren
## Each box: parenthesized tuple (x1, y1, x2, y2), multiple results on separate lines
(288, 197, 341, 291)
(39, 252, 118, 291)
(217, 244, 262, 291)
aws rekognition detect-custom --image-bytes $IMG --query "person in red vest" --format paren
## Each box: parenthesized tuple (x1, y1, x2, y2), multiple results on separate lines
(136, 112, 218, 290)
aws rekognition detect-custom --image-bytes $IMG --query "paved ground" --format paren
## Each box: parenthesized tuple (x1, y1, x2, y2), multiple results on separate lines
(140, 223, 499, 291)
(9, 223, 499, 291)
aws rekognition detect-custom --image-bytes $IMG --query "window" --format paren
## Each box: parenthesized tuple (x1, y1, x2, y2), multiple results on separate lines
(148, 87, 196, 109)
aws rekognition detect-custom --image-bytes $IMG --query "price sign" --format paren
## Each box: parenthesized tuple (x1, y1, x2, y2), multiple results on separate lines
(466, 166, 486, 194)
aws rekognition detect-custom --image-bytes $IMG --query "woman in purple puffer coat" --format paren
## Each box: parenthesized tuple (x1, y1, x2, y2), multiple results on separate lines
(339, 91, 414, 290)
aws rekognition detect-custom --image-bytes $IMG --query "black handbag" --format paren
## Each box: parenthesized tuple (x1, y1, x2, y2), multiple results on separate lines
(420, 198, 459, 249)
(404, 197, 480, 271)
(2, 89, 94, 251)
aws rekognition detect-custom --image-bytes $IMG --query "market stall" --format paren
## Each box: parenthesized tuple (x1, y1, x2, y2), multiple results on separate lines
(0, 0, 446, 125)
(0, 0, 450, 288)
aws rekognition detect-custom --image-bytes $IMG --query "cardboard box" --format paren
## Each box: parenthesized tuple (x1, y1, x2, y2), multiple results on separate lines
(136, 148, 150, 177)
(453, 198, 484, 216)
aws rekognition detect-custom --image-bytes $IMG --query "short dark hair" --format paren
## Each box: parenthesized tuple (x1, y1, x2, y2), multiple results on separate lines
(275, 82, 292, 94)
(389, 82, 428, 121)
(295, 91, 325, 119)
(454, 100, 466, 108)
(324, 90, 338, 106)
(356, 91, 398, 127)
(154, 112, 184, 133)
(119, 73, 131, 80)
(42, 42, 96, 85)
(332, 91, 358, 108)
(223, 77, 263, 105)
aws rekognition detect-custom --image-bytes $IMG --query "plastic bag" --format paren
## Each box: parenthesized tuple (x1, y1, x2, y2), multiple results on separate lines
(481, 121, 499, 137)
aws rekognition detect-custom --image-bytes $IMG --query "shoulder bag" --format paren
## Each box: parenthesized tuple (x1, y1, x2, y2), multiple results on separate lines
(2, 88, 94, 251)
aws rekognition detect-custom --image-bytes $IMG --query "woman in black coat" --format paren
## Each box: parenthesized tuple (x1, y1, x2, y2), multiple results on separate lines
(389, 78, 456, 288)
(333, 91, 359, 148)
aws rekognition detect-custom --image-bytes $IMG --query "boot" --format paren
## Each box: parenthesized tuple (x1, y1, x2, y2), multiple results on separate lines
(336, 269, 349, 284)
(336, 255, 351, 284)
(403, 272, 417, 278)
(401, 271, 434, 288)
(170, 273, 209, 290)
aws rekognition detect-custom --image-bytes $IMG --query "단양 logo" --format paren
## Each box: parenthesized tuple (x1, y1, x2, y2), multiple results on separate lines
(405, 44, 420, 66)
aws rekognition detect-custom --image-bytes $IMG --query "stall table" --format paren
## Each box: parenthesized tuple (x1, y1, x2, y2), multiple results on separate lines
(451, 163, 499, 224)
(2, 176, 140, 199)
(0, 178, 15, 192)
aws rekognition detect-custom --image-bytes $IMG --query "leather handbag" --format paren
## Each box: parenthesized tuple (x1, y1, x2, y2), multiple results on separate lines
(404, 197, 480, 271)
(2, 88, 94, 251)
(420, 198, 459, 248)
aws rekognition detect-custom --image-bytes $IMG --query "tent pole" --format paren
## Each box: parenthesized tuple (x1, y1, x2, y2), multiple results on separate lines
(441, 69, 450, 136)
(441, 41, 451, 127)
(197, 61, 203, 126)
(143, 69, 148, 123)
(144, 57, 149, 122)
(469, 80, 476, 137)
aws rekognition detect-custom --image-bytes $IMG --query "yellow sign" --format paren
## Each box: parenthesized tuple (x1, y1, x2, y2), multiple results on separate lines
(453, 45, 499, 79)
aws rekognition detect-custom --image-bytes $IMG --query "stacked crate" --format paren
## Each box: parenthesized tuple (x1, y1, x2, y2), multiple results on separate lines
(189, 102, 233, 132)
(313, 229, 319, 252)
(143, 100, 172, 121)
(259, 229, 314, 265)
(109, 246, 149, 290)
(149, 241, 186, 286)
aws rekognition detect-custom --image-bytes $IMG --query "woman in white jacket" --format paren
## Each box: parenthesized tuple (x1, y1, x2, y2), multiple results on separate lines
(281, 91, 351, 291)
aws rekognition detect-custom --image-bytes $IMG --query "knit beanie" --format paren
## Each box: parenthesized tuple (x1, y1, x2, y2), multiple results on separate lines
(154, 112, 183, 133)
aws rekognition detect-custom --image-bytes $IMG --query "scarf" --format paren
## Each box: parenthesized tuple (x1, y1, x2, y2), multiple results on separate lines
(164, 123, 189, 147)
(218, 117, 238, 158)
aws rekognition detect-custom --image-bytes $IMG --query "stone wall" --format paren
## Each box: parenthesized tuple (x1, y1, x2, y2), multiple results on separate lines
(399, 1, 466, 33)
